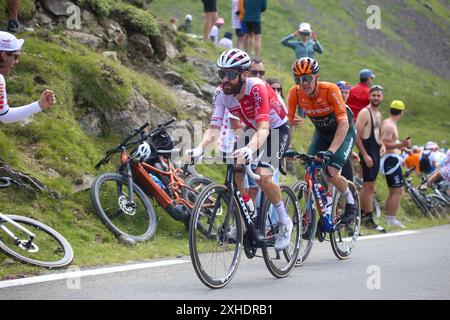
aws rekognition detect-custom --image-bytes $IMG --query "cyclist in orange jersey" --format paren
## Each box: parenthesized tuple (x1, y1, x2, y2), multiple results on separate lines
(287, 57, 357, 224)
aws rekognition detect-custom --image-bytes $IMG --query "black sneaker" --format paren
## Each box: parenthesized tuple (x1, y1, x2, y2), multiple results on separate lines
(362, 213, 387, 233)
(8, 19, 25, 33)
(340, 203, 357, 224)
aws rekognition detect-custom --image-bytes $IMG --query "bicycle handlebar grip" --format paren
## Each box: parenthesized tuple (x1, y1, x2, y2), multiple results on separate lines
(245, 164, 260, 181)
(162, 117, 176, 127)
(138, 122, 150, 132)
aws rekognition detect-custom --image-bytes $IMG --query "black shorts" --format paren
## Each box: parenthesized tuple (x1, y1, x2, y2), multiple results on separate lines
(235, 122, 290, 172)
(202, 0, 217, 12)
(243, 21, 262, 35)
(360, 150, 380, 182)
(383, 156, 403, 188)
(341, 159, 354, 182)
(235, 28, 244, 38)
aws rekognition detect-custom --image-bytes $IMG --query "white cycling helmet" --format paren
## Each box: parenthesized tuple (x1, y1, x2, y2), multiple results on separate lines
(130, 141, 152, 162)
(217, 48, 251, 70)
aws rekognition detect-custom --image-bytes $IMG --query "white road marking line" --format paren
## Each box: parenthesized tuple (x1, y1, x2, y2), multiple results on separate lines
(357, 230, 419, 241)
(0, 259, 189, 289)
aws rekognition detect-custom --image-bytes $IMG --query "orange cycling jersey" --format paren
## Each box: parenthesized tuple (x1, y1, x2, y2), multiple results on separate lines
(287, 81, 354, 136)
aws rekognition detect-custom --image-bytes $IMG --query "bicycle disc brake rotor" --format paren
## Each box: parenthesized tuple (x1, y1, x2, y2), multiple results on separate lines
(18, 240, 39, 253)
(118, 195, 137, 216)
(244, 232, 257, 259)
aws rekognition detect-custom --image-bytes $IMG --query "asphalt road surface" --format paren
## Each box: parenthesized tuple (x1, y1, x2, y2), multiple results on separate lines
(1, 225, 449, 300)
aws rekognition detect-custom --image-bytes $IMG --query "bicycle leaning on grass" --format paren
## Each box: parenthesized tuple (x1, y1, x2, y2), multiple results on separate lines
(0, 177, 74, 268)
(188, 155, 301, 289)
(288, 150, 361, 266)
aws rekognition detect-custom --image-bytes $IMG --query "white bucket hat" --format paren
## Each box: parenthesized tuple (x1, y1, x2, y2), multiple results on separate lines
(0, 31, 24, 52)
(298, 22, 311, 32)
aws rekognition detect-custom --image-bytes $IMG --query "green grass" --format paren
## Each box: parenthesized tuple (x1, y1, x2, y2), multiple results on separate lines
(0, 0, 449, 278)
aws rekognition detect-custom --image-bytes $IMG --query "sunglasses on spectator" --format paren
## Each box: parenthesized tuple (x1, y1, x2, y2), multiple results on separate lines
(295, 74, 314, 84)
(299, 32, 310, 36)
(4, 51, 20, 61)
(218, 69, 241, 81)
(271, 86, 282, 93)
(250, 70, 265, 76)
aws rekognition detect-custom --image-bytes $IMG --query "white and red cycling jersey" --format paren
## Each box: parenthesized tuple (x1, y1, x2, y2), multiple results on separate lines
(210, 77, 288, 130)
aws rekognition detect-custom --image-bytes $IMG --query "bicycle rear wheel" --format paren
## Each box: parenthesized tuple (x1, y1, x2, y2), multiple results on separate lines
(330, 182, 361, 260)
(0, 215, 73, 268)
(292, 180, 316, 267)
(91, 173, 157, 242)
(261, 185, 300, 278)
(189, 183, 242, 289)
(427, 194, 449, 219)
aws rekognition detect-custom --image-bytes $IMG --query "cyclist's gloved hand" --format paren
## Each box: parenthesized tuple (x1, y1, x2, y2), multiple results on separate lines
(234, 146, 253, 164)
(284, 148, 298, 159)
(316, 150, 334, 165)
(185, 146, 204, 159)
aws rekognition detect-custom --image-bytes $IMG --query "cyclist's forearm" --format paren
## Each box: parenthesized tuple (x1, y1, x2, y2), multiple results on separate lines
(199, 127, 220, 150)
(247, 127, 269, 153)
(328, 121, 349, 154)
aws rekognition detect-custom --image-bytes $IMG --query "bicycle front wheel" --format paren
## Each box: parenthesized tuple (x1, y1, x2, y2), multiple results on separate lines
(330, 182, 361, 260)
(292, 180, 316, 267)
(91, 173, 157, 242)
(189, 183, 242, 289)
(0, 215, 73, 268)
(261, 185, 300, 278)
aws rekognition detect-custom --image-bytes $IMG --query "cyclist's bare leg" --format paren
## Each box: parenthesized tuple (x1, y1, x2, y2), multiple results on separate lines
(328, 166, 355, 204)
(255, 167, 281, 204)
(234, 168, 246, 195)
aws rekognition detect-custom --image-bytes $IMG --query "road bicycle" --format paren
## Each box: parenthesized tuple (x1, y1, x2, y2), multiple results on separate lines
(289, 151, 361, 265)
(189, 155, 301, 289)
(0, 177, 74, 268)
(92, 119, 213, 242)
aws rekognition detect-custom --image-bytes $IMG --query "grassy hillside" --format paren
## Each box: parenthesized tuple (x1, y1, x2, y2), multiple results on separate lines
(0, 0, 449, 278)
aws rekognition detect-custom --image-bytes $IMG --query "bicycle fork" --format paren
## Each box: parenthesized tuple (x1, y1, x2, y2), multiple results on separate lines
(0, 215, 36, 249)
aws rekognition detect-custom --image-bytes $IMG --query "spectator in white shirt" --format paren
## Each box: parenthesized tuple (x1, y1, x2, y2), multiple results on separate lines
(218, 32, 233, 49)
(208, 17, 224, 46)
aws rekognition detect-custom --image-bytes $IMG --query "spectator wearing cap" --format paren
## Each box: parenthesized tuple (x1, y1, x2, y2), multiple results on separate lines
(202, 0, 218, 41)
(380, 99, 410, 228)
(0, 31, 56, 124)
(169, 16, 178, 32)
(243, 0, 266, 58)
(280, 22, 324, 60)
(179, 14, 193, 33)
(208, 17, 224, 46)
(218, 32, 233, 49)
(347, 69, 375, 120)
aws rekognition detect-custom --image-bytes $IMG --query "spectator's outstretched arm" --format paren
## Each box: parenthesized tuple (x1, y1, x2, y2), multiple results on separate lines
(280, 34, 296, 49)
(0, 102, 41, 123)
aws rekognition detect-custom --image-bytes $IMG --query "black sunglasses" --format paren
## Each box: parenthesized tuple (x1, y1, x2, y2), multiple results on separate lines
(250, 70, 265, 76)
(271, 86, 282, 93)
(299, 32, 310, 36)
(295, 74, 314, 84)
(218, 69, 241, 81)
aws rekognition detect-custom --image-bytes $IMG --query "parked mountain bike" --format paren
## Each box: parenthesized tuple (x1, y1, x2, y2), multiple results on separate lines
(0, 177, 74, 268)
(92, 118, 213, 242)
(189, 155, 301, 289)
(288, 151, 361, 265)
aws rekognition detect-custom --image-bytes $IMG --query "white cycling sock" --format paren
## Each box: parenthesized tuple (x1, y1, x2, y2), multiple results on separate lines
(343, 188, 354, 205)
(274, 201, 289, 225)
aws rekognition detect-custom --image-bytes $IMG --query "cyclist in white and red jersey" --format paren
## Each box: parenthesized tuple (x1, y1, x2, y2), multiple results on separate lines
(186, 48, 292, 251)
(0, 31, 56, 124)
